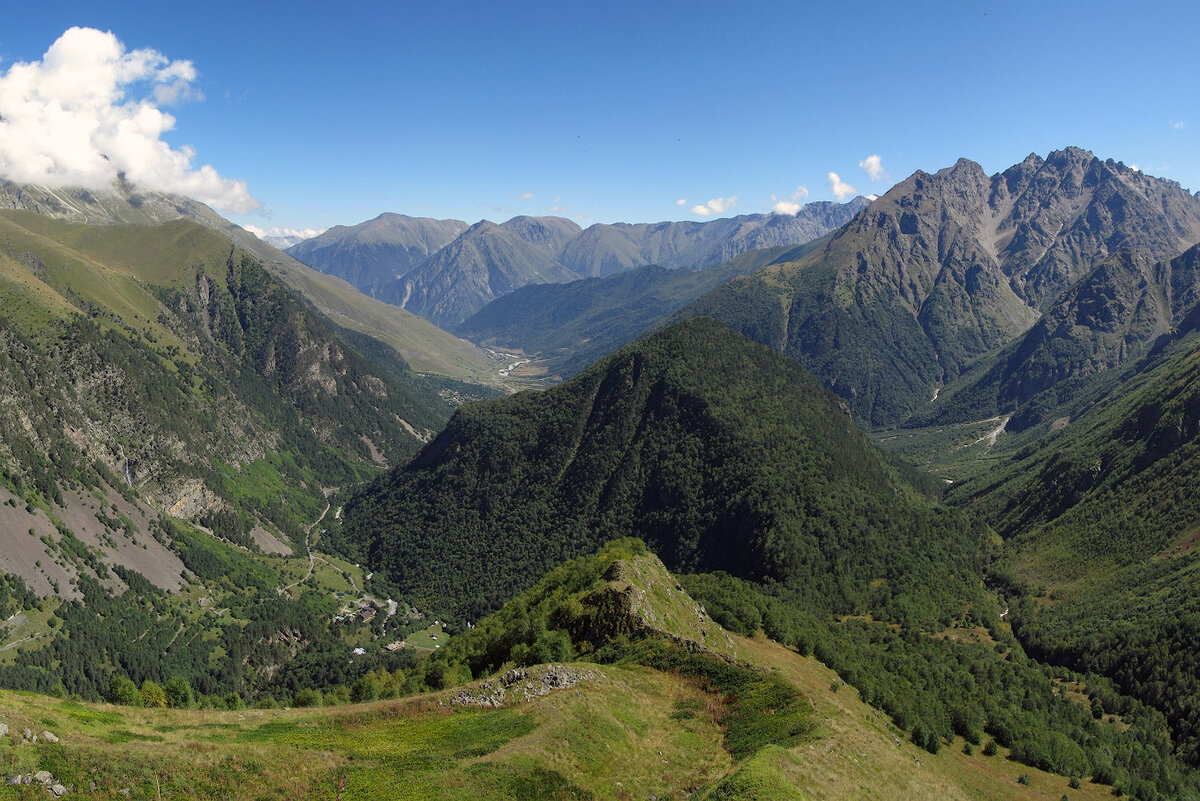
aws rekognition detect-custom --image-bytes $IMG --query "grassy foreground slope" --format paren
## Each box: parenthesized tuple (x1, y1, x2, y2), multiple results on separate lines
(1, 655, 1110, 800)
(0, 540, 1116, 800)
(0, 646, 1118, 801)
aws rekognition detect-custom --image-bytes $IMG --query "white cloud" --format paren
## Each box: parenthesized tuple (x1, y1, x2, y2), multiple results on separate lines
(243, 224, 326, 241)
(691, 196, 736, 216)
(771, 186, 809, 215)
(1170, 120, 1186, 130)
(0, 27, 260, 213)
(518, 191, 534, 200)
(675, 198, 687, 206)
(828, 172, 857, 202)
(1130, 164, 1141, 172)
(858, 154, 885, 182)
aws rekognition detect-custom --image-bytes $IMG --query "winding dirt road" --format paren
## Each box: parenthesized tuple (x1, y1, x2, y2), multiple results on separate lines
(278, 503, 330, 595)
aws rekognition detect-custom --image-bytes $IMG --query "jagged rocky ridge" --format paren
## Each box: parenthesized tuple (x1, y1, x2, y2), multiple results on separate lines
(680, 147, 1200, 427)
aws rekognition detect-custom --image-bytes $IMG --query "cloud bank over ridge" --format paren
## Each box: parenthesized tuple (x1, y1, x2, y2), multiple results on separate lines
(0, 27, 260, 213)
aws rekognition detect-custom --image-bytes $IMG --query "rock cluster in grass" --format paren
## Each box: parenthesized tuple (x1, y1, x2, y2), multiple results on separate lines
(6, 769, 69, 795)
(10, 727, 59, 744)
(3, 725, 69, 794)
(449, 664, 594, 708)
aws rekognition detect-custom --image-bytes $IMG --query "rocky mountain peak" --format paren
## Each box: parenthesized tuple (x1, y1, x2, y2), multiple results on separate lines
(499, 215, 582, 249)
(466, 219, 503, 235)
(994, 147, 1200, 307)
(944, 156, 989, 179)
(682, 147, 1200, 427)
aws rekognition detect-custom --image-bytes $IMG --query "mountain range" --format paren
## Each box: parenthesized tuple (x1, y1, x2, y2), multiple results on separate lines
(5, 145, 1200, 799)
(680, 147, 1200, 427)
(285, 198, 870, 328)
(455, 240, 826, 378)
(286, 213, 470, 298)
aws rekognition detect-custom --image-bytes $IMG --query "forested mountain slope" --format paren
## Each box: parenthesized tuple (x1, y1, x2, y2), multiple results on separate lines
(680, 148, 1200, 427)
(0, 211, 452, 581)
(948, 328, 1200, 764)
(331, 317, 983, 625)
(0, 209, 473, 704)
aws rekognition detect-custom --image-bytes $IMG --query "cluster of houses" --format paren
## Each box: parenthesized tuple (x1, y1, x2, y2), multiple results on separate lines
(332, 604, 376, 625)
(337, 601, 449, 659)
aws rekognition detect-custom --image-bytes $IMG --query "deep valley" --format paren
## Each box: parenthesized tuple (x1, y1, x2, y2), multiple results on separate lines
(3, 146, 1200, 800)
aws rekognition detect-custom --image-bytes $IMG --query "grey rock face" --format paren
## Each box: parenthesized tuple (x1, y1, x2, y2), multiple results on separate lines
(684, 148, 1200, 427)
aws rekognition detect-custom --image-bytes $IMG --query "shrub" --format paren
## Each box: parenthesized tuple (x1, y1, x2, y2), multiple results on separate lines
(529, 629, 573, 664)
(140, 680, 167, 708)
(106, 675, 142, 706)
(912, 722, 940, 754)
(164, 676, 195, 709)
(350, 675, 381, 703)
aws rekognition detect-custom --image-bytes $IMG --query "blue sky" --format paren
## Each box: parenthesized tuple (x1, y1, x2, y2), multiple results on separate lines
(3, 0, 1198, 235)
